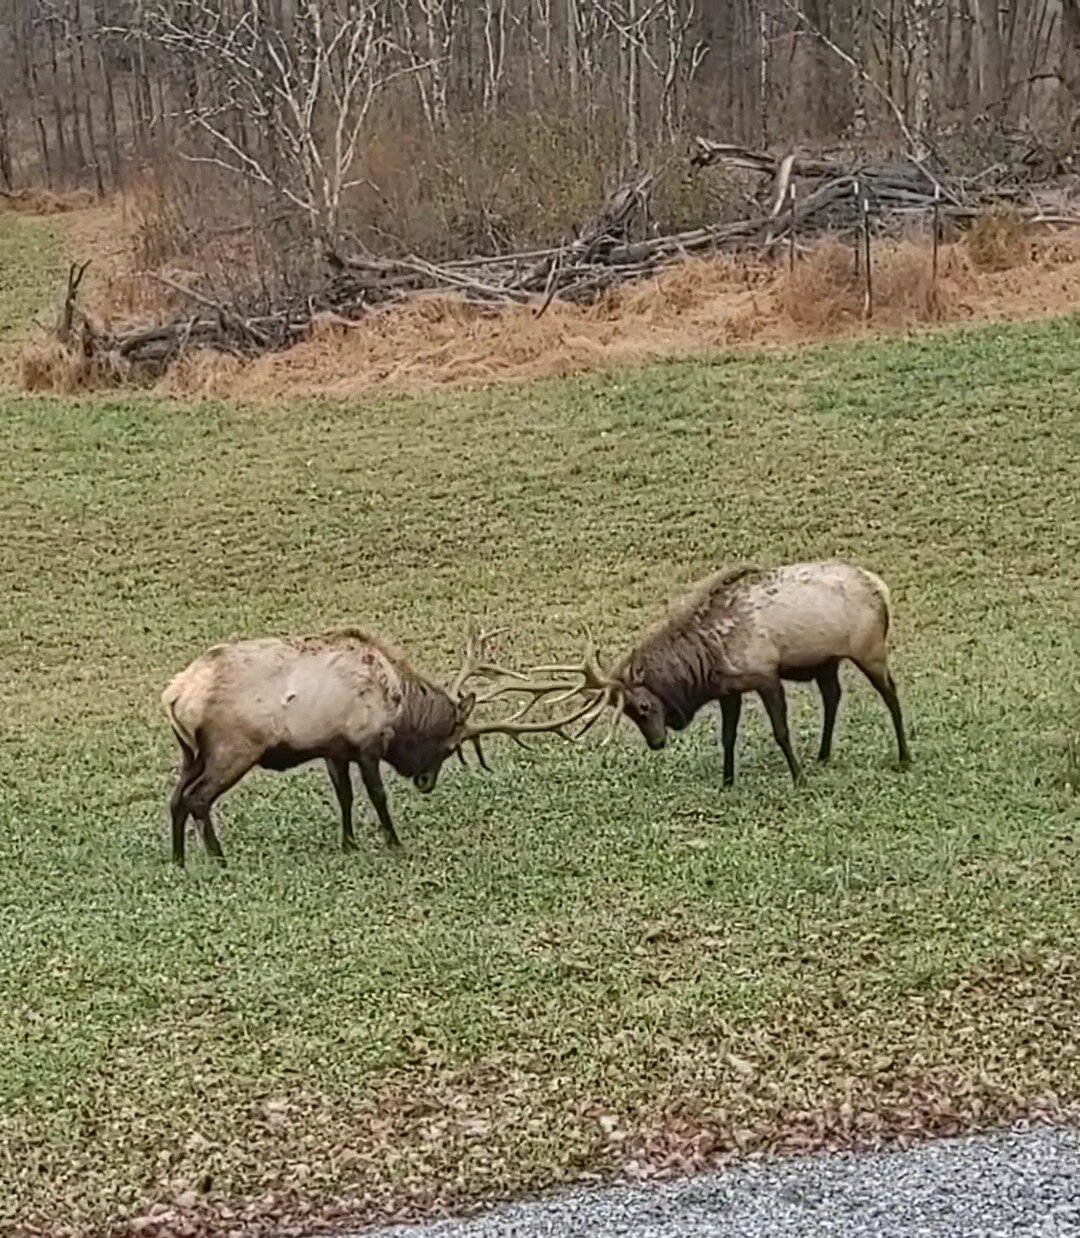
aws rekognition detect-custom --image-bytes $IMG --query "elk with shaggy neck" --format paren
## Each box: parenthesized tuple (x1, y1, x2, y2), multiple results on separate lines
(531, 560, 912, 786)
(161, 625, 586, 865)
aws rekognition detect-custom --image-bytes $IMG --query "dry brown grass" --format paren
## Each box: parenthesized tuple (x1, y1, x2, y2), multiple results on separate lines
(0, 186, 97, 215)
(135, 229, 1080, 404)
(16, 958, 1077, 1237)
(8, 185, 1080, 404)
(20, 334, 130, 393)
(965, 203, 1032, 272)
(779, 235, 972, 331)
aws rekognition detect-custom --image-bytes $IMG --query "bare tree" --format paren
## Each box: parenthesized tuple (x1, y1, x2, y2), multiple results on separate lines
(0, 0, 1075, 244)
(653, 0, 708, 140)
(976, 0, 1005, 109)
(481, 0, 508, 112)
(906, 0, 938, 154)
(417, 0, 454, 127)
(110, 0, 425, 250)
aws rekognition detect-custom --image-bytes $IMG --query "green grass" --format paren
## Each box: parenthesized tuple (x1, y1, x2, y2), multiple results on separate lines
(0, 320, 1078, 1232)
(0, 213, 63, 343)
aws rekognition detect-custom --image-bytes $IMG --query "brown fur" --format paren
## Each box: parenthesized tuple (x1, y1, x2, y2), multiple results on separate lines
(610, 559, 910, 784)
(162, 628, 470, 865)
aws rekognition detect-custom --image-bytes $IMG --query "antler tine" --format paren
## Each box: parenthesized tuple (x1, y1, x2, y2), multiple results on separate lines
(475, 626, 616, 707)
(569, 684, 626, 743)
(530, 627, 613, 691)
(457, 627, 628, 746)
(474, 676, 586, 708)
(449, 623, 527, 699)
(599, 687, 626, 745)
(461, 691, 599, 742)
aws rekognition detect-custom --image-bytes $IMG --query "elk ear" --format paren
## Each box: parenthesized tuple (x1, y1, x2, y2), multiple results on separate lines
(455, 691, 477, 723)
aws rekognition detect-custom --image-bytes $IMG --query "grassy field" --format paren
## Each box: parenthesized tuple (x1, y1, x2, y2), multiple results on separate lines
(0, 213, 63, 347)
(0, 313, 1078, 1234)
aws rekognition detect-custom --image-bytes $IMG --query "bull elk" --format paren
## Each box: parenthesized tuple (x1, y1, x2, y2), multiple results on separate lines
(525, 560, 912, 786)
(161, 625, 587, 865)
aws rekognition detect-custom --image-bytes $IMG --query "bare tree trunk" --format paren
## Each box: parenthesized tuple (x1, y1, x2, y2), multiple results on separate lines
(482, 0, 507, 112)
(950, 0, 973, 109)
(760, 3, 771, 146)
(20, 21, 53, 186)
(567, 0, 580, 106)
(98, 38, 120, 184)
(47, 19, 69, 178)
(525, 0, 536, 107)
(852, 0, 871, 141)
(908, 0, 933, 154)
(976, 0, 1004, 110)
(0, 99, 12, 190)
(74, 0, 105, 194)
(803, 0, 830, 134)
(422, 0, 452, 127)
(1024, 0, 1054, 118)
(626, 0, 641, 167)
(1063, 0, 1080, 125)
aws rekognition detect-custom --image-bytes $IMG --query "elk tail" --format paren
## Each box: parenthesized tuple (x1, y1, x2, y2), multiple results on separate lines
(161, 678, 202, 770)
(864, 568, 893, 640)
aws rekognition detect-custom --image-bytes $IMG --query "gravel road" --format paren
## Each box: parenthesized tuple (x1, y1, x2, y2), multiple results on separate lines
(343, 1123, 1080, 1238)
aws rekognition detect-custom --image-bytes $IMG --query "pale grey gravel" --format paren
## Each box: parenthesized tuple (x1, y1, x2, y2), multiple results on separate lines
(338, 1123, 1080, 1238)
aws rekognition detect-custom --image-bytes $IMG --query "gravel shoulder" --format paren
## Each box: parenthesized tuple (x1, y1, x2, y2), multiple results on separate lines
(342, 1123, 1080, 1238)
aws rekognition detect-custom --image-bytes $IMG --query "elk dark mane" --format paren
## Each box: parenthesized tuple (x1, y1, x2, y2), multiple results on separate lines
(619, 563, 762, 719)
(622, 626, 719, 724)
(634, 562, 760, 646)
(395, 673, 456, 738)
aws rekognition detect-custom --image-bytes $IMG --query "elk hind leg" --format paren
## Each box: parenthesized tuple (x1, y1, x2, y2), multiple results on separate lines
(181, 744, 254, 864)
(169, 736, 198, 866)
(815, 660, 842, 763)
(853, 655, 911, 769)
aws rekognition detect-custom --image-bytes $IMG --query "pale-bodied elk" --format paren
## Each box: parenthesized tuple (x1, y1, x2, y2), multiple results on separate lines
(161, 625, 587, 865)
(527, 560, 912, 786)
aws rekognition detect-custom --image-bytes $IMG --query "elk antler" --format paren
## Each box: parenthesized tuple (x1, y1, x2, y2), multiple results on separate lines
(459, 690, 601, 748)
(526, 628, 627, 746)
(449, 623, 597, 769)
(448, 622, 531, 701)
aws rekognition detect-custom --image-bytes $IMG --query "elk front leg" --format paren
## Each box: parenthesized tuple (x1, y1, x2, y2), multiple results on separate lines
(325, 757, 357, 852)
(758, 681, 804, 787)
(717, 693, 742, 787)
(356, 754, 402, 849)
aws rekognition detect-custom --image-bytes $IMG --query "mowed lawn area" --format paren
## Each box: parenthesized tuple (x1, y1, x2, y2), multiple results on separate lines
(0, 319, 1077, 1235)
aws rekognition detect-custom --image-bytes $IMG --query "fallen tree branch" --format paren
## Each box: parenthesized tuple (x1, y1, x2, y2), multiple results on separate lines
(43, 154, 1077, 374)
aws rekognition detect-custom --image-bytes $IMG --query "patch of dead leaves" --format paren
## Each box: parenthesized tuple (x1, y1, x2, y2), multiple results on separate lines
(8, 955, 1078, 1238)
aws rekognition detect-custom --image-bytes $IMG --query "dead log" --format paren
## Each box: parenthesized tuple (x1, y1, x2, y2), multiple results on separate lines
(39, 146, 1080, 379)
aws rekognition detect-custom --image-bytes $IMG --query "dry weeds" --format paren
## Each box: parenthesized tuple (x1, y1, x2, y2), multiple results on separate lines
(147, 229, 1080, 403)
(965, 203, 1032, 272)
(20, 335, 130, 393)
(778, 235, 970, 330)
(8, 193, 1080, 405)
(0, 186, 96, 215)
